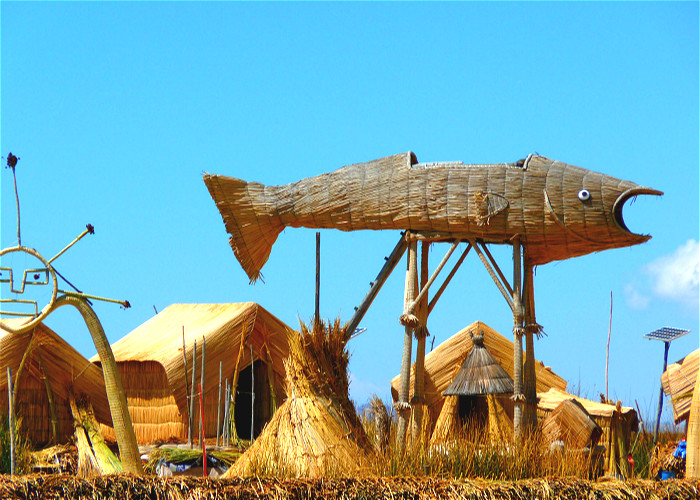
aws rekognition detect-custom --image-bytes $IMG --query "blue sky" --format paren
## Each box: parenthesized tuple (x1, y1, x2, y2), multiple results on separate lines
(2, 2, 698, 426)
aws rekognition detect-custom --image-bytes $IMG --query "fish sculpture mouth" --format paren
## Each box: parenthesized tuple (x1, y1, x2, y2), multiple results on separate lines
(612, 187, 663, 237)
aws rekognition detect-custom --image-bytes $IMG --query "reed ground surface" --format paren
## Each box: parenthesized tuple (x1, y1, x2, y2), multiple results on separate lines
(1, 475, 699, 500)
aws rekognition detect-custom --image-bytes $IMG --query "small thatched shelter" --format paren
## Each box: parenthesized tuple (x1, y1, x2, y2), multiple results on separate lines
(92, 303, 292, 444)
(390, 320, 567, 437)
(661, 348, 698, 425)
(226, 320, 373, 478)
(433, 331, 514, 443)
(0, 320, 112, 446)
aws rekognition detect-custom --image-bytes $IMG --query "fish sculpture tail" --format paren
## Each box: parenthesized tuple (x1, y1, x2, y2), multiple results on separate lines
(203, 174, 282, 283)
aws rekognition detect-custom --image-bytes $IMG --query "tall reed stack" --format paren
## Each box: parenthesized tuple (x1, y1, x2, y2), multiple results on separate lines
(225, 319, 373, 478)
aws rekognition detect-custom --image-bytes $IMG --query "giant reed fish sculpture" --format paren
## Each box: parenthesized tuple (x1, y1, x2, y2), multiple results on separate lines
(204, 153, 661, 282)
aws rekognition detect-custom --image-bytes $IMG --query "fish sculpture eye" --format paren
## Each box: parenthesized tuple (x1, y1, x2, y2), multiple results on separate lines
(578, 189, 591, 201)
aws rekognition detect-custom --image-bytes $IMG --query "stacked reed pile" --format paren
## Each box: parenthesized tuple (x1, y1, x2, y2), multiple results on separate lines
(225, 319, 373, 478)
(1, 475, 698, 500)
(542, 399, 602, 449)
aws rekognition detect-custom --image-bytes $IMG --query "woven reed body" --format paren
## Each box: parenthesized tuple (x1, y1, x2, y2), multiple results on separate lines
(205, 153, 654, 281)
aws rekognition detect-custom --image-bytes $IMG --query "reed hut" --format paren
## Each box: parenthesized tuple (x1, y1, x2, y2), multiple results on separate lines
(432, 331, 514, 444)
(390, 320, 567, 437)
(537, 387, 638, 478)
(661, 348, 698, 425)
(226, 320, 373, 478)
(0, 319, 112, 446)
(91, 303, 292, 444)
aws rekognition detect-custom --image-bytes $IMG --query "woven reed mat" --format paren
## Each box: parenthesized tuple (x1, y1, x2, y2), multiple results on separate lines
(2, 475, 698, 499)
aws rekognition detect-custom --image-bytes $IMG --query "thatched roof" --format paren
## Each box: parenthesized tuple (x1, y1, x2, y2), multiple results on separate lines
(537, 388, 638, 426)
(390, 321, 567, 413)
(443, 332, 513, 396)
(661, 348, 697, 424)
(0, 319, 112, 444)
(92, 303, 293, 416)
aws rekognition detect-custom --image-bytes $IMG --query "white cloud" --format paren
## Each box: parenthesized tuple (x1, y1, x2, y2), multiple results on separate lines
(646, 239, 700, 307)
(624, 282, 651, 310)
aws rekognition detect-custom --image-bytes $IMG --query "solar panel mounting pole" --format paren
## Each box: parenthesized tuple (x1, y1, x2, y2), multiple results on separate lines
(654, 341, 670, 444)
(644, 327, 691, 444)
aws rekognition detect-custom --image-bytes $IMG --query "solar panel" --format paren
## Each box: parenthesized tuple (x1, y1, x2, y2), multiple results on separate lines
(643, 327, 691, 342)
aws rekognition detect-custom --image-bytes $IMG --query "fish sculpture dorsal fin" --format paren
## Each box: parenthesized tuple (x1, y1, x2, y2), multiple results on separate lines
(474, 191, 509, 226)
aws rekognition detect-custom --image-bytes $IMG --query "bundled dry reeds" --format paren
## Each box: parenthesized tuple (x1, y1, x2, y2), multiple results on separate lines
(542, 399, 602, 449)
(224, 319, 373, 478)
(1, 475, 698, 500)
(661, 348, 698, 424)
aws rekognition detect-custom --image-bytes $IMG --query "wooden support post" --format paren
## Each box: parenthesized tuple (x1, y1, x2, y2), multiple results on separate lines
(428, 243, 471, 315)
(397, 238, 417, 453)
(471, 239, 514, 311)
(522, 258, 538, 429)
(511, 237, 525, 442)
(346, 233, 408, 337)
(411, 241, 430, 447)
(315, 231, 320, 326)
(405, 241, 458, 316)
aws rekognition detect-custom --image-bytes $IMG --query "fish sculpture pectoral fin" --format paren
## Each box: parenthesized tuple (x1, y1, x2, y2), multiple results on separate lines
(204, 175, 284, 283)
(475, 191, 509, 226)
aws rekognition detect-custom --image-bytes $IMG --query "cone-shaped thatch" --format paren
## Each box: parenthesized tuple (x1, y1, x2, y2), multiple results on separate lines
(443, 332, 513, 396)
(225, 319, 373, 478)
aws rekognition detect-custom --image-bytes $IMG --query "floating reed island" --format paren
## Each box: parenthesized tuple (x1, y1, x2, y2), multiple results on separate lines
(1, 476, 698, 500)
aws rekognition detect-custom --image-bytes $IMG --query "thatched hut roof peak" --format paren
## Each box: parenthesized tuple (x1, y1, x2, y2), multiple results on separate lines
(442, 329, 513, 396)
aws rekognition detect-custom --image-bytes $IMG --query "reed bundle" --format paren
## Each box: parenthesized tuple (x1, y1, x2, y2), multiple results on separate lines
(1, 475, 698, 500)
(542, 399, 602, 449)
(661, 349, 698, 424)
(225, 319, 373, 478)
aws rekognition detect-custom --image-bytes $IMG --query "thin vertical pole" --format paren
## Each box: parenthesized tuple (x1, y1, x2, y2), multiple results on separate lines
(315, 231, 320, 325)
(250, 343, 255, 442)
(189, 340, 197, 449)
(511, 237, 525, 442)
(397, 238, 417, 453)
(182, 326, 191, 443)
(199, 382, 207, 477)
(7, 367, 15, 475)
(200, 336, 206, 448)
(654, 341, 671, 444)
(606, 292, 613, 401)
(217, 361, 222, 447)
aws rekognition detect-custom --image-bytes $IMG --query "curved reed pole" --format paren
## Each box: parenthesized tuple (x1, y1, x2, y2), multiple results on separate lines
(50, 295, 142, 474)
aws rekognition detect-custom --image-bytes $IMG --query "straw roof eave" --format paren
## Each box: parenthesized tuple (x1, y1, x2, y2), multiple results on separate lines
(93, 303, 293, 413)
(0, 320, 113, 426)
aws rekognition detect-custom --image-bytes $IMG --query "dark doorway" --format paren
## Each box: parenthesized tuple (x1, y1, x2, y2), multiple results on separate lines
(234, 360, 273, 440)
